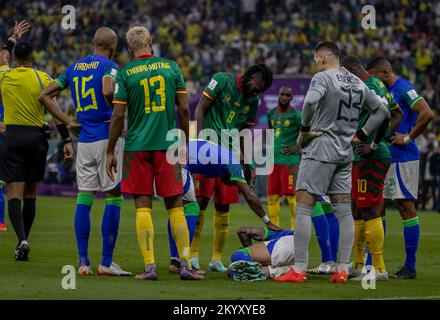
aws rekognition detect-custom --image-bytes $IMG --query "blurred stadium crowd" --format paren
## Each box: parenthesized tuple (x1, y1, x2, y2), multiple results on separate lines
(1, 0, 440, 209)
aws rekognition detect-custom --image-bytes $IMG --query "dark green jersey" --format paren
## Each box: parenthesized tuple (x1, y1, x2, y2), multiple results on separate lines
(202, 72, 259, 149)
(113, 55, 186, 151)
(268, 106, 302, 165)
(354, 75, 396, 162)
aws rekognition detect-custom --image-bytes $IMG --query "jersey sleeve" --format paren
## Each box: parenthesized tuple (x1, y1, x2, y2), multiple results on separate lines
(103, 62, 118, 81)
(172, 62, 187, 94)
(112, 70, 128, 104)
(40, 72, 54, 88)
(0, 65, 10, 80)
(54, 68, 70, 89)
(308, 72, 327, 98)
(400, 83, 423, 109)
(202, 73, 227, 100)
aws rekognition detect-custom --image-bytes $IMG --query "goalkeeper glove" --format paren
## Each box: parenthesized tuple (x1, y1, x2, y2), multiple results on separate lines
(297, 126, 323, 148)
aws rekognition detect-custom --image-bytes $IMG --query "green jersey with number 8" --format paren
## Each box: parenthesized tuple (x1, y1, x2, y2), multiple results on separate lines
(202, 72, 259, 149)
(113, 55, 187, 151)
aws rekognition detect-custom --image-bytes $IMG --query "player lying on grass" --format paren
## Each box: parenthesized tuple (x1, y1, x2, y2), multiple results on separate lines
(228, 201, 336, 281)
(228, 226, 294, 281)
(167, 139, 282, 273)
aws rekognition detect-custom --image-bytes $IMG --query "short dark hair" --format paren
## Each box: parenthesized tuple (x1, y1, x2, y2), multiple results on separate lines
(243, 64, 273, 89)
(341, 54, 362, 70)
(315, 41, 339, 58)
(13, 42, 34, 61)
(366, 57, 390, 71)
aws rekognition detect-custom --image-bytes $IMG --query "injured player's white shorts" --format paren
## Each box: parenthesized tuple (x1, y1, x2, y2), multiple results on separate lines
(182, 167, 196, 202)
(264, 235, 295, 268)
(76, 138, 123, 192)
(296, 158, 352, 195)
(383, 160, 419, 200)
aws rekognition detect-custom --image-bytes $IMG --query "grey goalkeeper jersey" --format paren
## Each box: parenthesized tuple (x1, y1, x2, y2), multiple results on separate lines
(301, 67, 386, 163)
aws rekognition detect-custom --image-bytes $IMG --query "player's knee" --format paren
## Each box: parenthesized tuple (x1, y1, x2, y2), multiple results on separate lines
(77, 192, 96, 207)
(231, 248, 253, 263)
(105, 195, 123, 208)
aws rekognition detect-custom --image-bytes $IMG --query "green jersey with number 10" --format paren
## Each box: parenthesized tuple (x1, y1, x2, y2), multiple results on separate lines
(113, 55, 187, 151)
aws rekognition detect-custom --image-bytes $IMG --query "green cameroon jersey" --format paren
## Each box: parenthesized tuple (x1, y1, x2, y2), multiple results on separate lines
(113, 55, 187, 151)
(267, 106, 302, 165)
(354, 74, 397, 162)
(202, 72, 259, 149)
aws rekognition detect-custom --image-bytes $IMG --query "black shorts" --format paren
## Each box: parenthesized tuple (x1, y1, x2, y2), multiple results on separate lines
(0, 125, 48, 183)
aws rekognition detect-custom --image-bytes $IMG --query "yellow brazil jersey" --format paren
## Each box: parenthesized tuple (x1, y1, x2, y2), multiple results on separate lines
(0, 65, 52, 127)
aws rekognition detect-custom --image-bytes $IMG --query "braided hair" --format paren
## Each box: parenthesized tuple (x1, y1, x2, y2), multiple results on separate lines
(243, 64, 273, 91)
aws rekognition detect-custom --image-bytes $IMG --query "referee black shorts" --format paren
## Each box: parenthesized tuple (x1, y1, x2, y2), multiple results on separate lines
(0, 125, 49, 184)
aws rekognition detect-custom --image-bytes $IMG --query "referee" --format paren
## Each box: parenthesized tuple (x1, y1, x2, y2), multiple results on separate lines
(0, 20, 79, 261)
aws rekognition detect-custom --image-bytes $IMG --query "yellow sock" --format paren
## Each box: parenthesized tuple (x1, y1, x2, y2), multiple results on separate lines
(211, 211, 229, 261)
(353, 219, 366, 270)
(190, 209, 205, 259)
(365, 217, 386, 273)
(286, 195, 297, 231)
(169, 207, 190, 264)
(267, 195, 280, 227)
(136, 208, 154, 266)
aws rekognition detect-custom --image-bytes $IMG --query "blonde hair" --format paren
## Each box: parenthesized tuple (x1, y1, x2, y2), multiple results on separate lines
(126, 26, 152, 51)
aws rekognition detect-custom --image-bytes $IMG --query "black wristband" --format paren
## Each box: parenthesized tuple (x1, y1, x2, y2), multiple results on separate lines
(2, 39, 15, 54)
(301, 126, 311, 133)
(56, 124, 70, 141)
(356, 128, 368, 141)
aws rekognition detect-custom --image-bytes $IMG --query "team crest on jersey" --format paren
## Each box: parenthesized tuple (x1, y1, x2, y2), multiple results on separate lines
(223, 93, 231, 104)
(208, 78, 218, 90)
(284, 119, 290, 127)
(244, 105, 250, 113)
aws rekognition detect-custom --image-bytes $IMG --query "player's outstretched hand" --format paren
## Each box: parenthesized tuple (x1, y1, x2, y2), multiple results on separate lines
(11, 20, 31, 41)
(297, 130, 323, 148)
(63, 142, 74, 164)
(68, 121, 82, 136)
(266, 221, 283, 232)
(106, 153, 117, 182)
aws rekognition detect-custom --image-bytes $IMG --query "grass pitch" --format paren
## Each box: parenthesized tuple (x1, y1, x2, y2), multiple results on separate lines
(0, 196, 439, 300)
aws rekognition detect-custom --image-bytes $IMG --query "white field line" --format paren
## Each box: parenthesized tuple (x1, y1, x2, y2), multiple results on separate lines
(364, 296, 440, 300)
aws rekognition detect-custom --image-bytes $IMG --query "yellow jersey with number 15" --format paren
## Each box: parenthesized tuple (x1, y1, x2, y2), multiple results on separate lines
(0, 65, 52, 127)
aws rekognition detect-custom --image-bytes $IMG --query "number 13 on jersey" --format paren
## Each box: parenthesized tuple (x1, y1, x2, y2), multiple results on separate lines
(140, 75, 166, 114)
